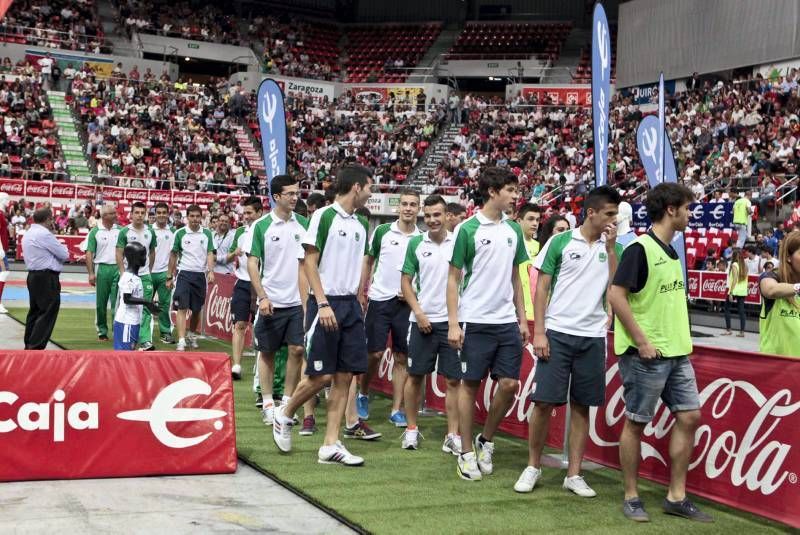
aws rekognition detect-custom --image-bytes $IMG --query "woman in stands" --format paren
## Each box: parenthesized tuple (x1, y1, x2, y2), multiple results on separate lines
(722, 249, 748, 337)
(537, 215, 570, 248)
(758, 231, 800, 357)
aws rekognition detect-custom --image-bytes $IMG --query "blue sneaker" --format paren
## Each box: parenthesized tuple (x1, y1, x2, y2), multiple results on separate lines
(356, 393, 369, 420)
(389, 411, 408, 428)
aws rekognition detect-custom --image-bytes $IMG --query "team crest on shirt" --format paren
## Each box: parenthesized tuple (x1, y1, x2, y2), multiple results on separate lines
(507, 237, 512, 247)
(422, 251, 432, 257)
(599, 252, 607, 262)
(355, 232, 361, 241)
(294, 234, 300, 242)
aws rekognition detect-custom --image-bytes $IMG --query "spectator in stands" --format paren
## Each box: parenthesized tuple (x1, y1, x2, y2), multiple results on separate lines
(760, 245, 778, 268)
(758, 175, 778, 215)
(733, 191, 753, 248)
(538, 215, 570, 247)
(744, 246, 761, 275)
(723, 249, 748, 337)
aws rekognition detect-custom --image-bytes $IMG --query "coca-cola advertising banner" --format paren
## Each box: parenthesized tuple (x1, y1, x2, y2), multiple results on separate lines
(687, 270, 761, 304)
(521, 85, 592, 107)
(0, 178, 25, 196)
(50, 183, 76, 199)
(16, 235, 86, 263)
(633, 202, 733, 230)
(24, 181, 51, 198)
(0, 351, 237, 481)
(371, 337, 800, 527)
(203, 274, 253, 346)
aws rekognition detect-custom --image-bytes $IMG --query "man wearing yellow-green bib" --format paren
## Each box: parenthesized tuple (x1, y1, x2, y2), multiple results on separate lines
(608, 184, 712, 524)
(516, 203, 541, 325)
(758, 230, 800, 358)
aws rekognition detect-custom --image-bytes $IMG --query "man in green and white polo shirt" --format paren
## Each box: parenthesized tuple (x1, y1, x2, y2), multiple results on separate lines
(85, 204, 120, 341)
(447, 167, 530, 482)
(116, 201, 157, 350)
(272, 164, 376, 466)
(357, 188, 421, 427)
(515, 186, 621, 497)
(167, 204, 216, 352)
(248, 176, 309, 425)
(400, 194, 461, 452)
(227, 197, 263, 381)
(151, 202, 175, 344)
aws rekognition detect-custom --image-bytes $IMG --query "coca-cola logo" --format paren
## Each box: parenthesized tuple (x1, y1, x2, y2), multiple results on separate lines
(51, 185, 75, 197)
(149, 191, 171, 202)
(688, 275, 699, 292)
(126, 190, 147, 201)
(205, 283, 233, 334)
(0, 182, 24, 194)
(702, 278, 727, 294)
(25, 183, 50, 196)
(76, 186, 96, 198)
(104, 189, 124, 200)
(173, 193, 194, 203)
(589, 362, 800, 496)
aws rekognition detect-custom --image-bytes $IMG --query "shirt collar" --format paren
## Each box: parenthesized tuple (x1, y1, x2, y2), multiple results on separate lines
(571, 228, 607, 245)
(424, 230, 452, 243)
(475, 210, 508, 225)
(332, 201, 356, 219)
(390, 220, 421, 236)
(269, 210, 297, 224)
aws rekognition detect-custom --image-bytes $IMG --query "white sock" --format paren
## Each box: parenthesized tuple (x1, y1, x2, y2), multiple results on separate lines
(178, 338, 186, 343)
(282, 395, 290, 406)
(391, 410, 400, 417)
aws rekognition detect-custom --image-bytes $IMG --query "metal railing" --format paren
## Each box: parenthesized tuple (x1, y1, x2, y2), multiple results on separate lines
(0, 25, 112, 53)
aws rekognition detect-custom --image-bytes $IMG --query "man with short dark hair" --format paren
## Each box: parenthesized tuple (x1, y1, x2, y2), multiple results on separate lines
(213, 213, 235, 275)
(151, 202, 175, 343)
(23, 208, 68, 349)
(445, 202, 467, 232)
(116, 201, 157, 350)
(609, 183, 712, 523)
(305, 192, 326, 217)
(516, 203, 542, 324)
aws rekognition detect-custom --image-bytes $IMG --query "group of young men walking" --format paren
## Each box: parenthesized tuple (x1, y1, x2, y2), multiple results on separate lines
(85, 163, 711, 523)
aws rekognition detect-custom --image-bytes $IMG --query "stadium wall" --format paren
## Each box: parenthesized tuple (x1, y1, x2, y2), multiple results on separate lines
(132, 33, 260, 66)
(617, 0, 800, 88)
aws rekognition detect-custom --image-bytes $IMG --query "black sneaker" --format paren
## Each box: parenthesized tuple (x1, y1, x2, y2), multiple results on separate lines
(138, 342, 156, 351)
(160, 334, 176, 344)
(255, 393, 263, 408)
(622, 498, 650, 522)
(343, 420, 382, 440)
(662, 498, 713, 522)
(98, 335, 109, 341)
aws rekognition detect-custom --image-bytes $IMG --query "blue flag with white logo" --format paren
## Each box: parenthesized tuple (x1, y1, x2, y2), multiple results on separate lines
(636, 115, 677, 188)
(591, 2, 611, 186)
(256, 79, 287, 207)
(658, 72, 665, 181)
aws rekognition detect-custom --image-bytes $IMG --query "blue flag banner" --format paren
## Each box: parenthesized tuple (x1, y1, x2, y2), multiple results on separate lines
(636, 115, 677, 188)
(632, 203, 734, 230)
(591, 2, 611, 186)
(256, 79, 287, 206)
(658, 72, 665, 181)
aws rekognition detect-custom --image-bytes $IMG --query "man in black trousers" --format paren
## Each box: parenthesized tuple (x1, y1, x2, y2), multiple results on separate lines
(22, 208, 68, 349)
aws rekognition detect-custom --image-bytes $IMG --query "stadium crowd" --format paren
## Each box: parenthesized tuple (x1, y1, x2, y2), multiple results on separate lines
(0, 0, 107, 53)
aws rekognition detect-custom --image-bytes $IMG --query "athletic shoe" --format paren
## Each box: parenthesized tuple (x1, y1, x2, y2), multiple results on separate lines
(261, 403, 275, 426)
(457, 451, 482, 481)
(0, 304, 8, 314)
(662, 498, 713, 522)
(98, 335, 109, 341)
(442, 434, 462, 455)
(255, 393, 263, 408)
(176, 339, 186, 352)
(401, 429, 421, 450)
(343, 420, 382, 440)
(563, 475, 597, 497)
(389, 411, 408, 428)
(622, 498, 650, 522)
(318, 441, 364, 466)
(272, 405, 293, 452)
(160, 333, 175, 344)
(231, 364, 242, 380)
(474, 434, 494, 475)
(514, 466, 542, 493)
(138, 342, 156, 351)
(356, 393, 369, 420)
(187, 333, 199, 349)
(299, 415, 316, 436)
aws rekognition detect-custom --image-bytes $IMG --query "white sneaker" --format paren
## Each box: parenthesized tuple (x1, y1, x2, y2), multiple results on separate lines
(0, 304, 8, 314)
(318, 441, 364, 466)
(457, 451, 482, 481)
(176, 339, 186, 352)
(474, 434, 494, 475)
(261, 403, 275, 426)
(272, 405, 293, 452)
(401, 429, 421, 450)
(231, 364, 242, 380)
(187, 333, 199, 349)
(563, 475, 597, 497)
(442, 433, 462, 455)
(514, 466, 542, 493)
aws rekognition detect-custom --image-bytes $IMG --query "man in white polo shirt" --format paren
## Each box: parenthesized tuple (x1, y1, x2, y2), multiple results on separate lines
(213, 213, 236, 275)
(357, 188, 421, 426)
(514, 186, 621, 496)
(85, 204, 120, 341)
(400, 194, 461, 452)
(448, 167, 530, 481)
(272, 165, 374, 466)
(150, 202, 175, 344)
(248, 176, 309, 425)
(167, 204, 215, 352)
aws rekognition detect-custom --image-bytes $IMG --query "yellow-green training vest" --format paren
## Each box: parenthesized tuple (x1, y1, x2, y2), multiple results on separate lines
(614, 234, 692, 357)
(759, 292, 800, 358)
(728, 263, 748, 297)
(519, 237, 540, 321)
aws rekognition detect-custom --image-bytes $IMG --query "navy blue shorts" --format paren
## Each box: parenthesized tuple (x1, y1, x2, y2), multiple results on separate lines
(529, 330, 606, 406)
(365, 296, 411, 353)
(231, 279, 255, 323)
(408, 321, 461, 380)
(172, 271, 207, 313)
(460, 322, 522, 381)
(113, 321, 139, 350)
(305, 295, 368, 376)
(255, 305, 304, 353)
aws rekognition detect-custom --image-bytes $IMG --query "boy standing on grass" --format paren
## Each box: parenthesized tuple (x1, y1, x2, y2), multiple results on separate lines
(114, 242, 160, 350)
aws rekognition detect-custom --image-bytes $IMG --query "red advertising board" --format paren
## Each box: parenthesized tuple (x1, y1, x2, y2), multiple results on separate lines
(0, 351, 237, 481)
(203, 274, 253, 346)
(148, 189, 172, 203)
(0, 179, 26, 196)
(172, 190, 196, 204)
(194, 191, 217, 206)
(125, 188, 149, 202)
(16, 235, 86, 263)
(24, 181, 51, 198)
(76, 184, 97, 200)
(50, 183, 76, 199)
(371, 337, 800, 528)
(101, 186, 126, 202)
(687, 270, 761, 304)
(521, 85, 592, 107)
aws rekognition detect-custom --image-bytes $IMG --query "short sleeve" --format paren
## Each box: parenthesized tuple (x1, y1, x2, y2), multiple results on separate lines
(230, 226, 244, 251)
(369, 224, 390, 258)
(402, 236, 421, 276)
(204, 229, 215, 252)
(302, 207, 325, 251)
(612, 243, 648, 293)
(86, 228, 98, 253)
(148, 227, 157, 249)
(249, 221, 265, 259)
(172, 229, 183, 253)
(510, 222, 528, 266)
(116, 227, 127, 248)
(450, 226, 470, 270)
(537, 232, 570, 276)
